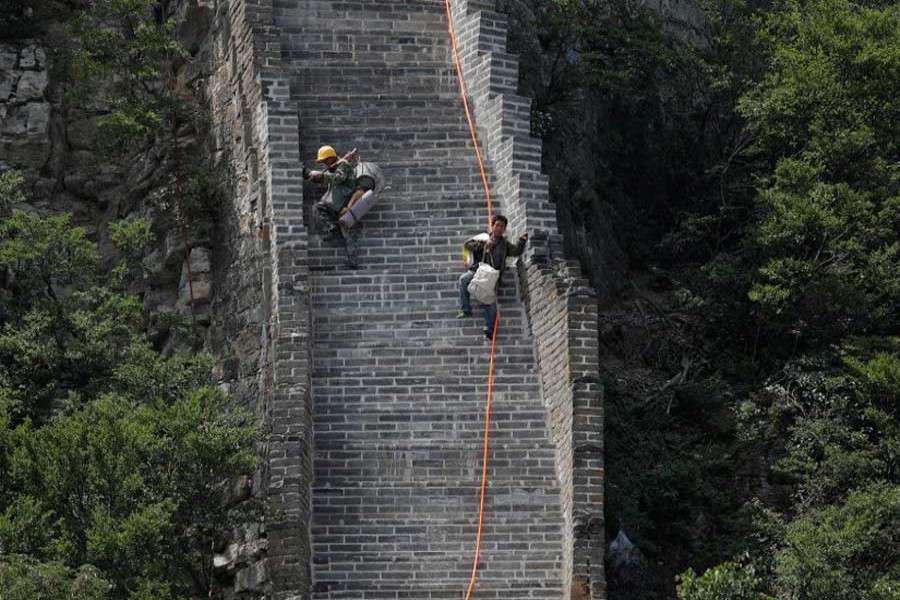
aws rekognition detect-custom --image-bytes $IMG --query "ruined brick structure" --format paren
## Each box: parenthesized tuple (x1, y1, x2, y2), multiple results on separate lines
(203, 0, 604, 597)
(1, 0, 604, 596)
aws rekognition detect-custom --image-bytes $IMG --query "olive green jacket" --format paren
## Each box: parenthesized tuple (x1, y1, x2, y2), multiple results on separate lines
(320, 157, 359, 212)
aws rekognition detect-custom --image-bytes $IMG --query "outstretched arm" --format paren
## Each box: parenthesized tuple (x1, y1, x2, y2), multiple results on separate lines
(507, 232, 529, 257)
(321, 160, 354, 186)
(464, 238, 486, 252)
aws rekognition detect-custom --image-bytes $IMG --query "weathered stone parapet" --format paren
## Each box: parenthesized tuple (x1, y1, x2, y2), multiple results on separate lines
(523, 234, 605, 600)
(256, 70, 313, 600)
(203, 0, 311, 596)
(449, 1, 605, 596)
(0, 42, 51, 174)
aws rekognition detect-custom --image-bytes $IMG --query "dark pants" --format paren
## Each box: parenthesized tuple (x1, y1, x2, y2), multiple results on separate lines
(458, 269, 498, 335)
(315, 201, 359, 268)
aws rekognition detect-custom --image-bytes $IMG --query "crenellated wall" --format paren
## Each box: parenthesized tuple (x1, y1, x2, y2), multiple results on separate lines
(202, 0, 314, 596)
(1, 0, 604, 597)
(448, 1, 605, 597)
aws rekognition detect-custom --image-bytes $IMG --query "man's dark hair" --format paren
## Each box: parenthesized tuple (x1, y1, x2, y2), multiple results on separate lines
(491, 214, 508, 226)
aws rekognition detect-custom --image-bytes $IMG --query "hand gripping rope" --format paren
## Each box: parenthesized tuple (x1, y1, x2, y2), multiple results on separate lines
(443, 1, 502, 598)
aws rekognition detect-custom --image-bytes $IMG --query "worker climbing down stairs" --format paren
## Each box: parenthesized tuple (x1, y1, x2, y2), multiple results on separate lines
(304, 145, 387, 270)
(304, 145, 361, 269)
(458, 214, 528, 340)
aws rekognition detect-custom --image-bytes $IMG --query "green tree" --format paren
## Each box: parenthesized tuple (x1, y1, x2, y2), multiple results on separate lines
(678, 556, 773, 600)
(0, 171, 257, 597)
(688, 0, 900, 596)
(739, 0, 900, 350)
(66, 0, 188, 154)
(0, 555, 111, 600)
(774, 483, 900, 600)
(553, 0, 900, 595)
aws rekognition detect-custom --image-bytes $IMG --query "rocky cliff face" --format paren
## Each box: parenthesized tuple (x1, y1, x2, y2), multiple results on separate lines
(1, 7, 268, 594)
(498, 0, 704, 300)
(0, 33, 213, 343)
(0, 44, 51, 178)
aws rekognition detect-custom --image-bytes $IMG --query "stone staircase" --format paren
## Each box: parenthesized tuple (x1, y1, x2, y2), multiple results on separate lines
(271, 0, 567, 597)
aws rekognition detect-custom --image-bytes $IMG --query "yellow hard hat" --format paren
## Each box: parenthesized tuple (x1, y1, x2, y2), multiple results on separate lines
(316, 145, 337, 162)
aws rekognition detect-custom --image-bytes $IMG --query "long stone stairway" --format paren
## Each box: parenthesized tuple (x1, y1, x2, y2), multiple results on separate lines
(271, 0, 567, 597)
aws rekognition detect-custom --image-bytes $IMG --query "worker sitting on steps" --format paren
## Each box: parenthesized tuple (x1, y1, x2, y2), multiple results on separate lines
(304, 145, 361, 269)
(458, 214, 528, 341)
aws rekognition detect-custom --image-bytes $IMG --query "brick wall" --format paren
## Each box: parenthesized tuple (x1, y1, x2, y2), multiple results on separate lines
(205, 0, 314, 596)
(257, 71, 313, 600)
(448, 1, 605, 597)
(204, 0, 604, 596)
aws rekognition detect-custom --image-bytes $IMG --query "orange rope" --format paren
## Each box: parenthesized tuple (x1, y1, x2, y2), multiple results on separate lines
(465, 311, 500, 600)
(444, 0, 493, 227)
(444, 1, 500, 598)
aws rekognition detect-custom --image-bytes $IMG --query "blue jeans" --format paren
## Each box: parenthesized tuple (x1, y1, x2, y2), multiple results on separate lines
(458, 270, 498, 335)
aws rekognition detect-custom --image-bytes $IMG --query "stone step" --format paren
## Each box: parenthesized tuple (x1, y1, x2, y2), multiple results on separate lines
(299, 122, 471, 142)
(310, 332, 530, 351)
(270, 0, 566, 596)
(311, 412, 547, 435)
(309, 332, 533, 351)
(310, 326, 530, 345)
(311, 370, 536, 390)
(298, 120, 471, 136)
(298, 160, 485, 178)
(281, 27, 450, 44)
(299, 139, 476, 162)
(285, 46, 453, 64)
(311, 355, 534, 374)
(306, 198, 496, 219)
(312, 436, 554, 452)
(311, 367, 535, 381)
(304, 257, 487, 274)
(311, 382, 540, 399)
(311, 517, 562, 538)
(311, 441, 553, 457)
(304, 257, 506, 274)
(297, 91, 462, 107)
(310, 327, 530, 348)
(275, 0, 447, 24)
(290, 65, 458, 96)
(312, 465, 560, 486)
(311, 577, 563, 600)
(299, 97, 463, 119)
(304, 215, 491, 233)
(304, 232, 518, 256)
(315, 425, 552, 446)
(311, 544, 560, 562)
(308, 285, 522, 310)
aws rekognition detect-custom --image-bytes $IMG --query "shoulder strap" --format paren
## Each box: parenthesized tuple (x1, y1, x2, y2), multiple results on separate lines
(482, 239, 494, 267)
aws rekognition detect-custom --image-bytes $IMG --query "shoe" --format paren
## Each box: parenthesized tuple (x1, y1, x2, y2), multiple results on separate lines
(483, 328, 494, 341)
(456, 310, 472, 318)
(347, 261, 360, 270)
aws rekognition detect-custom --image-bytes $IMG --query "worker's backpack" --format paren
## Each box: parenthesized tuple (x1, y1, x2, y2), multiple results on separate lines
(337, 162, 387, 229)
(354, 162, 385, 193)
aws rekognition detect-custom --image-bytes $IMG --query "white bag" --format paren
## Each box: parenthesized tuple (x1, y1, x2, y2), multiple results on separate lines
(354, 161, 385, 193)
(338, 189, 376, 228)
(467, 262, 500, 305)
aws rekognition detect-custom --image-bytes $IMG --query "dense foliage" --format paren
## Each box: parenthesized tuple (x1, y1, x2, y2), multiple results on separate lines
(1, 0, 251, 596)
(0, 170, 257, 598)
(66, 0, 188, 155)
(516, 0, 900, 596)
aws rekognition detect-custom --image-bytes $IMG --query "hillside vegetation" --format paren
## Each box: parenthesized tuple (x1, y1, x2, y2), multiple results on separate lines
(509, 0, 900, 596)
